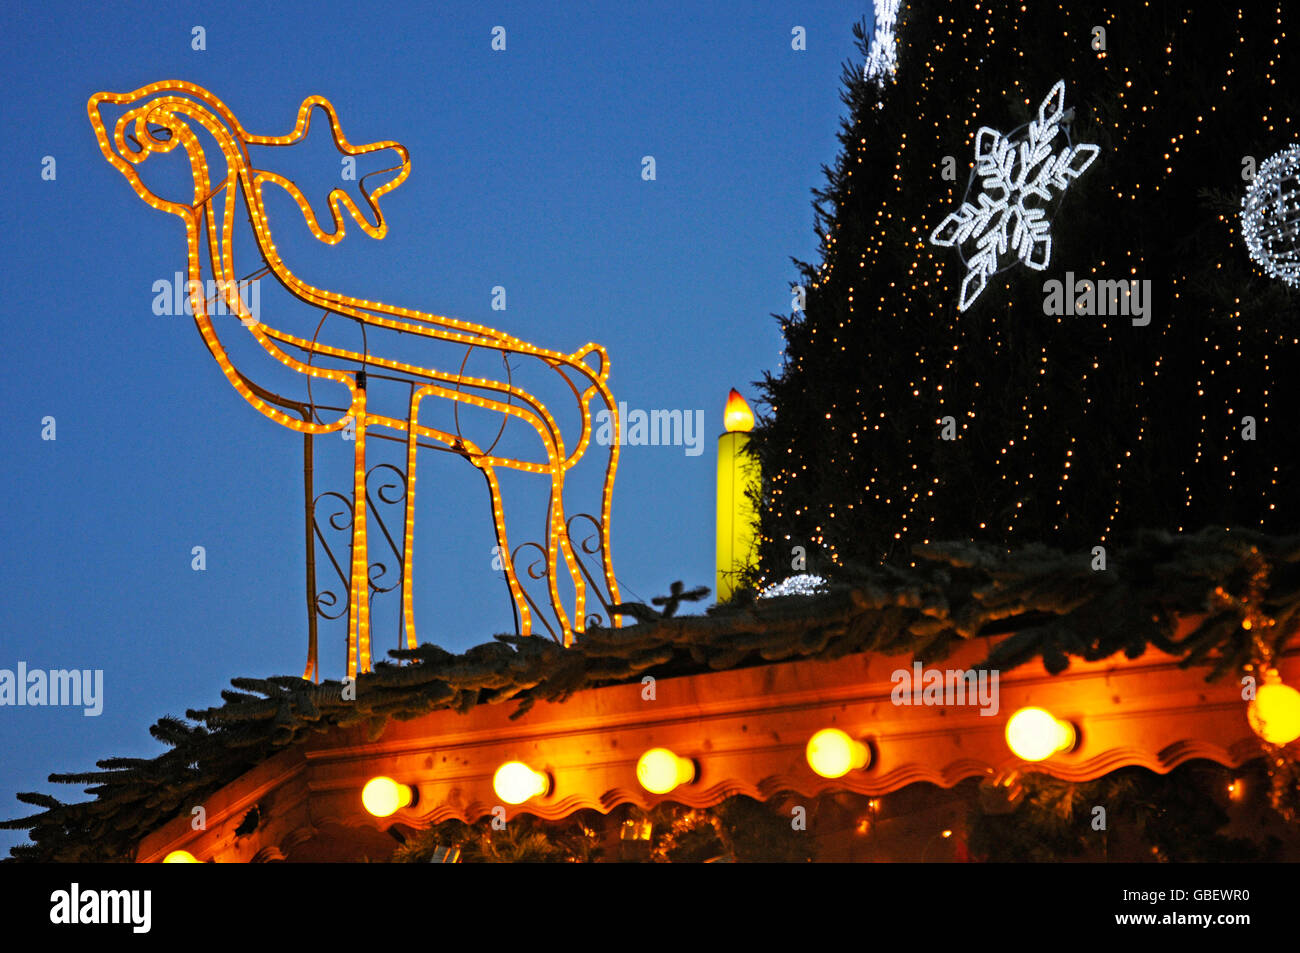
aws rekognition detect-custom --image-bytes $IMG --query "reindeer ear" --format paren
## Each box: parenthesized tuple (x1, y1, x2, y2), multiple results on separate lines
(87, 90, 151, 174)
(88, 87, 180, 161)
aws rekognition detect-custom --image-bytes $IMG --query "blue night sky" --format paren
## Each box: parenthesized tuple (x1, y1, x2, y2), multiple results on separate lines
(0, 1, 867, 852)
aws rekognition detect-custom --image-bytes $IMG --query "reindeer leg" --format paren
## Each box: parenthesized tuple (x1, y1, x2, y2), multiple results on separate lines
(556, 348, 618, 631)
(348, 390, 371, 678)
(554, 472, 588, 638)
(481, 464, 534, 637)
(401, 386, 538, 643)
(598, 394, 622, 625)
(401, 391, 421, 652)
(543, 470, 582, 646)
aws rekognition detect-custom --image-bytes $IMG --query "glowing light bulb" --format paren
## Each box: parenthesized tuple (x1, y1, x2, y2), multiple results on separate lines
(636, 748, 696, 794)
(493, 761, 550, 804)
(361, 776, 414, 818)
(1005, 707, 1076, 762)
(806, 728, 871, 778)
(724, 389, 755, 432)
(1248, 672, 1300, 745)
(162, 850, 200, 863)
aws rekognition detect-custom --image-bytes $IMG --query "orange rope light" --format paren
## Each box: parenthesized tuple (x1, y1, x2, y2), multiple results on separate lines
(88, 81, 622, 671)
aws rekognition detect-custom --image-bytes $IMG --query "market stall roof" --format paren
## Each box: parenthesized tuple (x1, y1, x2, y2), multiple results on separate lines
(7, 527, 1298, 862)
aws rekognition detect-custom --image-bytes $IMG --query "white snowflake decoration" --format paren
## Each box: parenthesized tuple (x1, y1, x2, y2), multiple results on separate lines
(864, 0, 902, 88)
(930, 80, 1100, 311)
(1241, 143, 1300, 288)
(759, 574, 829, 599)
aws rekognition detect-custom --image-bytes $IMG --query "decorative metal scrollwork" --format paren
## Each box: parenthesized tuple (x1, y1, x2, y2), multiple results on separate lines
(363, 463, 407, 595)
(312, 491, 354, 622)
(510, 513, 620, 637)
(312, 462, 411, 649)
(511, 541, 558, 643)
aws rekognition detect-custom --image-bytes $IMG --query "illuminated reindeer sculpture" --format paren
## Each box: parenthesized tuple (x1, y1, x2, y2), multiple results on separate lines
(88, 82, 622, 678)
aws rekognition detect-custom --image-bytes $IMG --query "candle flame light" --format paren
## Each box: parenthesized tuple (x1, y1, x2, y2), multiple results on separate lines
(724, 389, 755, 432)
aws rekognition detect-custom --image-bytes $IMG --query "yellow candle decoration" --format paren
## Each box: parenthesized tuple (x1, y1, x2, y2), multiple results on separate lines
(717, 389, 759, 602)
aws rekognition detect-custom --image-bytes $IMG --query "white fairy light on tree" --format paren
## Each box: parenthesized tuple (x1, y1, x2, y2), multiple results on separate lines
(930, 80, 1099, 311)
(759, 574, 828, 598)
(1242, 144, 1300, 288)
(864, 0, 902, 87)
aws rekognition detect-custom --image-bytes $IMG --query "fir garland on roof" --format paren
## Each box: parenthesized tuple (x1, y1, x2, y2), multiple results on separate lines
(968, 760, 1286, 862)
(5, 526, 1299, 861)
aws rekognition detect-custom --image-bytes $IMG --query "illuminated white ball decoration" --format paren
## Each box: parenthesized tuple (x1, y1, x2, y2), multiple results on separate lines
(806, 728, 872, 778)
(493, 761, 550, 805)
(930, 80, 1099, 311)
(361, 776, 414, 818)
(1247, 670, 1300, 745)
(1005, 707, 1076, 762)
(1242, 144, 1300, 288)
(636, 748, 696, 794)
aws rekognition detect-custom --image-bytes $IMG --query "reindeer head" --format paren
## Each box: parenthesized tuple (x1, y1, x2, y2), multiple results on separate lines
(88, 82, 411, 244)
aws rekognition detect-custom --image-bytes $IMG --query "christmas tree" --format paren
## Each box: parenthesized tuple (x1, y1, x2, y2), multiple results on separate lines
(751, 2, 1300, 582)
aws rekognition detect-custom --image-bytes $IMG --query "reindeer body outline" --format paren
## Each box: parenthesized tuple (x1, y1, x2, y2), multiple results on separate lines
(88, 81, 622, 678)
